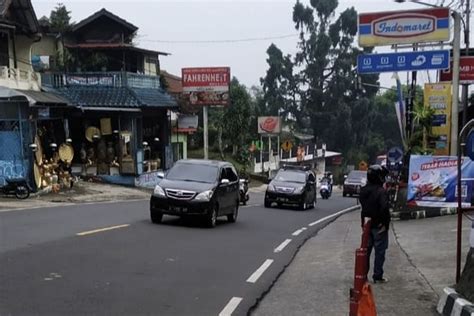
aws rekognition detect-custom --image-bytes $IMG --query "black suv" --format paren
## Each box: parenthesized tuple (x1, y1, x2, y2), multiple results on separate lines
(264, 165, 317, 210)
(150, 159, 240, 227)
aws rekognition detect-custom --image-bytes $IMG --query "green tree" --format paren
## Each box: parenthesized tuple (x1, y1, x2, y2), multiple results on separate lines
(50, 3, 73, 33)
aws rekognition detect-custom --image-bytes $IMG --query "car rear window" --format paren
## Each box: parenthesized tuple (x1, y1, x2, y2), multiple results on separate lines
(274, 170, 306, 183)
(166, 163, 219, 183)
(348, 171, 367, 181)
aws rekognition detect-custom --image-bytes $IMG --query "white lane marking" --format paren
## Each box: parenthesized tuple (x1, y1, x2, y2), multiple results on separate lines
(219, 297, 243, 316)
(274, 239, 292, 253)
(76, 224, 130, 236)
(309, 205, 360, 227)
(292, 228, 305, 236)
(246, 259, 274, 283)
(450, 227, 470, 232)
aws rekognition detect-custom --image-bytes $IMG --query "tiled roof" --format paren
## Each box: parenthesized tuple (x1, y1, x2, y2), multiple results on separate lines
(131, 87, 176, 108)
(55, 85, 176, 109)
(160, 70, 182, 94)
(72, 8, 138, 33)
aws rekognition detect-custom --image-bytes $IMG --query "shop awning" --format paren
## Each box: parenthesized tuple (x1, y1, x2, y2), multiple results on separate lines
(0, 87, 68, 106)
(15, 89, 69, 106)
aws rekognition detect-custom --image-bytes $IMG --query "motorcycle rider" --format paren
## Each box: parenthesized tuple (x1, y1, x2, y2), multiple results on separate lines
(359, 164, 390, 283)
(322, 171, 333, 194)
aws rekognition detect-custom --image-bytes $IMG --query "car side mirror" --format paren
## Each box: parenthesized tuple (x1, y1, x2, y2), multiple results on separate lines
(344, 175, 348, 179)
(157, 171, 165, 179)
(221, 179, 230, 185)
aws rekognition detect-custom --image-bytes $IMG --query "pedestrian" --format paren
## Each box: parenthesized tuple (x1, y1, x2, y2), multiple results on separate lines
(359, 164, 390, 284)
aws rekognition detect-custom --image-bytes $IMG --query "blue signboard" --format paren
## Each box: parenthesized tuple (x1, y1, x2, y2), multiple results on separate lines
(357, 50, 450, 74)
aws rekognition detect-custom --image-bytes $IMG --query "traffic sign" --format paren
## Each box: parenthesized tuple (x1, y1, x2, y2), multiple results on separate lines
(357, 50, 450, 74)
(387, 147, 404, 163)
(281, 140, 293, 152)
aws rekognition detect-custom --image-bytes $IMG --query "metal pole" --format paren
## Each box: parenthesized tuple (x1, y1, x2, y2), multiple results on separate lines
(260, 135, 263, 174)
(462, 0, 470, 128)
(203, 106, 208, 160)
(451, 12, 462, 156)
(456, 119, 474, 282)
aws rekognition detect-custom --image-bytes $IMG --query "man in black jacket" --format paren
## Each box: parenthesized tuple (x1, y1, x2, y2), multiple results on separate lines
(359, 165, 390, 283)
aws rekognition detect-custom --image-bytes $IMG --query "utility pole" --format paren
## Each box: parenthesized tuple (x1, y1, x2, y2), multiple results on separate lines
(451, 11, 462, 156)
(462, 0, 471, 127)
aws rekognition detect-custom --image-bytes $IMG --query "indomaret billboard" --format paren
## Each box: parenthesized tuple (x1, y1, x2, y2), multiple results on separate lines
(358, 7, 450, 47)
(181, 67, 230, 106)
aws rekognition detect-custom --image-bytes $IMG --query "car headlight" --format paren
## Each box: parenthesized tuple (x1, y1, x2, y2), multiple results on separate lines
(195, 190, 214, 201)
(294, 186, 304, 194)
(153, 185, 166, 197)
(267, 184, 276, 192)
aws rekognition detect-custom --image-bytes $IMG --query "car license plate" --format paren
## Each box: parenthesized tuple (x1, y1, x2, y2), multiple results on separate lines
(278, 197, 288, 202)
(170, 206, 187, 213)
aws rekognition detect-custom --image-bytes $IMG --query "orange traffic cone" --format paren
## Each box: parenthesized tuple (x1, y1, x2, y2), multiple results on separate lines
(357, 282, 377, 316)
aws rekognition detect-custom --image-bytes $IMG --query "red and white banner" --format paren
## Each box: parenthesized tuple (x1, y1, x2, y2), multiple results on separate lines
(181, 67, 230, 106)
(440, 56, 474, 84)
(258, 116, 281, 134)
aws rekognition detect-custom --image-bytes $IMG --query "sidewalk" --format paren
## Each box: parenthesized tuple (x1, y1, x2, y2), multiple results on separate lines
(0, 180, 151, 212)
(253, 211, 471, 316)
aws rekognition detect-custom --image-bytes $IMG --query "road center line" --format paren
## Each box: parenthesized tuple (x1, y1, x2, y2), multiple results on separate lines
(219, 297, 243, 316)
(309, 205, 360, 227)
(274, 239, 292, 253)
(292, 228, 305, 236)
(76, 224, 130, 236)
(246, 259, 274, 283)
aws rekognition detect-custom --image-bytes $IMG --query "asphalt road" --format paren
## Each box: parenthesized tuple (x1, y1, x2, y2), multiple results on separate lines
(0, 191, 357, 316)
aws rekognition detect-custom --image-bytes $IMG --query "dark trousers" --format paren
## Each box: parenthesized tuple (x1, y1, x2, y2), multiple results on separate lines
(366, 228, 389, 280)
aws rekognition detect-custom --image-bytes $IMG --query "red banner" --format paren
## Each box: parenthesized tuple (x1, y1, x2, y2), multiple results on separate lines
(440, 56, 474, 84)
(181, 67, 230, 106)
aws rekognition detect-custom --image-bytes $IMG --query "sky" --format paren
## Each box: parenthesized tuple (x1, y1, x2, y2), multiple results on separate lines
(31, 0, 455, 89)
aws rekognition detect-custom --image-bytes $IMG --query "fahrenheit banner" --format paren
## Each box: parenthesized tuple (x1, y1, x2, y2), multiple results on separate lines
(424, 83, 452, 155)
(407, 155, 473, 208)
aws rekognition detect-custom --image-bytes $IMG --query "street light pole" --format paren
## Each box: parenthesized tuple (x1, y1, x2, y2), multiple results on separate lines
(462, 0, 470, 128)
(451, 11, 461, 156)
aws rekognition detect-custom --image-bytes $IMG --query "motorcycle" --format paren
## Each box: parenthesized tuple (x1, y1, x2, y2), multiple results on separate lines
(239, 178, 249, 205)
(1, 178, 31, 199)
(320, 181, 331, 199)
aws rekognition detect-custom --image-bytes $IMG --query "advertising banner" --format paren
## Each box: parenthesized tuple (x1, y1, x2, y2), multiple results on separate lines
(181, 67, 230, 106)
(424, 83, 452, 155)
(440, 56, 474, 84)
(407, 155, 474, 208)
(358, 8, 450, 47)
(257, 117, 281, 134)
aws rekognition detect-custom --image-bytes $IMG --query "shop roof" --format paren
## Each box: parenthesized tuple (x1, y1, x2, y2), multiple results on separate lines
(72, 8, 138, 34)
(160, 70, 182, 94)
(0, 0, 39, 34)
(16, 89, 69, 106)
(54, 85, 177, 109)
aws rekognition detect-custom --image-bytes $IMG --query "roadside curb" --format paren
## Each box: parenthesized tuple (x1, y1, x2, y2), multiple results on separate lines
(437, 287, 474, 316)
(391, 207, 457, 221)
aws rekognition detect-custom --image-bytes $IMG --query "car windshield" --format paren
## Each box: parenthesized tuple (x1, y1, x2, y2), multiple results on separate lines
(166, 164, 218, 183)
(274, 170, 306, 183)
(348, 171, 367, 182)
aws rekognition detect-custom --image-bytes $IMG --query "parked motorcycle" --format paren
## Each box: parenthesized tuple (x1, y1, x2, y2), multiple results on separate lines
(320, 180, 331, 199)
(239, 178, 249, 205)
(1, 178, 31, 199)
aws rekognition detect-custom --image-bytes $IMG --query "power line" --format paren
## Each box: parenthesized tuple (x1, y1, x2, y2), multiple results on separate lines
(140, 33, 299, 44)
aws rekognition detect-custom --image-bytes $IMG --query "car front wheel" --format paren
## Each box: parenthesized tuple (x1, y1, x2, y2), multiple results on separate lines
(150, 209, 163, 224)
(227, 203, 238, 223)
(264, 198, 271, 208)
(206, 204, 218, 228)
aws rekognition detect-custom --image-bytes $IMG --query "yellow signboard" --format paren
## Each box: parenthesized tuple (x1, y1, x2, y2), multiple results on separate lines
(281, 140, 293, 152)
(424, 83, 452, 155)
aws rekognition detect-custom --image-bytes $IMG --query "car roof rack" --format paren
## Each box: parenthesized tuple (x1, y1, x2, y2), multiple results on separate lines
(281, 164, 311, 171)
